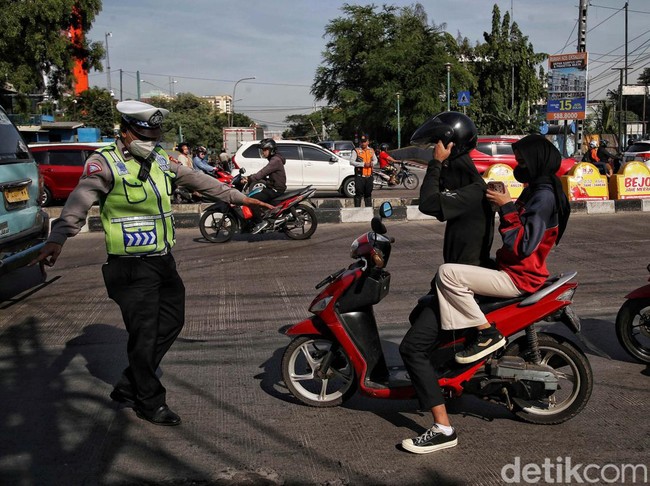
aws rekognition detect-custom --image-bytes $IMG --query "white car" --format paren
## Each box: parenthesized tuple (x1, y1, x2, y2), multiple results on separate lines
(622, 140, 650, 169)
(233, 140, 357, 197)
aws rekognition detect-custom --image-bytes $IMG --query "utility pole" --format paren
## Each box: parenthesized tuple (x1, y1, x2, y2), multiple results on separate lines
(104, 32, 112, 95)
(444, 63, 451, 111)
(119, 69, 123, 101)
(136, 70, 141, 101)
(396, 92, 401, 149)
(575, 0, 588, 156)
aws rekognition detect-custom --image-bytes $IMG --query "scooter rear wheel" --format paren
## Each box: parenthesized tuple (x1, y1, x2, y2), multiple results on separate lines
(284, 204, 318, 240)
(615, 298, 650, 363)
(199, 209, 237, 243)
(504, 333, 592, 425)
(281, 336, 357, 407)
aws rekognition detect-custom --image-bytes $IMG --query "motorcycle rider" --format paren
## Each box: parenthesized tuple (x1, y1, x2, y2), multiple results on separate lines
(378, 143, 399, 185)
(435, 134, 571, 364)
(192, 146, 214, 175)
(399, 111, 495, 454)
(242, 138, 287, 234)
(584, 140, 612, 177)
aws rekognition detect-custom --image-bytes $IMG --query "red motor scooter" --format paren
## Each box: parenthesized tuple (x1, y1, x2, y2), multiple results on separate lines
(615, 263, 650, 363)
(281, 203, 593, 425)
(199, 169, 318, 243)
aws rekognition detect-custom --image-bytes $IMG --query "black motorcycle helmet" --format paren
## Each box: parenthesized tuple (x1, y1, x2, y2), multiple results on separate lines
(410, 111, 478, 158)
(259, 138, 277, 155)
(380, 143, 389, 151)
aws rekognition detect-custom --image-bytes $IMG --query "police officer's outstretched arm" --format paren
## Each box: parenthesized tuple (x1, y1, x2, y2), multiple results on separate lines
(173, 163, 273, 210)
(31, 156, 112, 267)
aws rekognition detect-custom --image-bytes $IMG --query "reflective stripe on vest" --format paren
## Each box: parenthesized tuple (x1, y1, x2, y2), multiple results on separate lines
(98, 145, 176, 255)
(355, 148, 374, 177)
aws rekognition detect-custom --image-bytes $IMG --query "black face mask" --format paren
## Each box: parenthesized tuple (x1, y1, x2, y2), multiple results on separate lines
(514, 166, 531, 184)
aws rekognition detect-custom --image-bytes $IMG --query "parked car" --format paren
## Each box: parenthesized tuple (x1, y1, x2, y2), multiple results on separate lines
(233, 140, 357, 197)
(471, 136, 576, 176)
(29, 142, 110, 206)
(622, 140, 650, 169)
(0, 106, 49, 284)
(316, 140, 355, 159)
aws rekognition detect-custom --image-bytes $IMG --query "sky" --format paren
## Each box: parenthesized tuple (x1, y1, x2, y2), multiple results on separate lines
(87, 0, 650, 130)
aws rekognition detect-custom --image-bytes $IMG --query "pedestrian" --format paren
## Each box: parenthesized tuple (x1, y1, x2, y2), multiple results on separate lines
(349, 135, 376, 207)
(31, 100, 273, 426)
(399, 111, 495, 454)
(176, 142, 193, 169)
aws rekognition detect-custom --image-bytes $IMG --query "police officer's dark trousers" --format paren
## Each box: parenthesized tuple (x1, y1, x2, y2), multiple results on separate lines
(354, 175, 373, 207)
(399, 299, 445, 410)
(102, 253, 185, 411)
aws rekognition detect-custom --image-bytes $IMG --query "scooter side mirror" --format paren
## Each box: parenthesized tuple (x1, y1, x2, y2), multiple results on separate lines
(379, 201, 393, 218)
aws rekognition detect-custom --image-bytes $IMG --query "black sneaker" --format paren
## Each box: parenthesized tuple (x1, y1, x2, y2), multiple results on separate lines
(455, 326, 506, 364)
(401, 426, 458, 454)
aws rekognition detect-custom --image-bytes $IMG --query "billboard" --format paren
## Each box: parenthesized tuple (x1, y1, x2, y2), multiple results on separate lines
(546, 52, 588, 121)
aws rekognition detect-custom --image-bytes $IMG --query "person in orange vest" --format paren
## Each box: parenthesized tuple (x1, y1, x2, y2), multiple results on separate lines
(585, 140, 613, 177)
(349, 135, 377, 207)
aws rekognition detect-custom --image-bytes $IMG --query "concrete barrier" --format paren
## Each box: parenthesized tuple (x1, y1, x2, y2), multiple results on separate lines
(42, 196, 650, 233)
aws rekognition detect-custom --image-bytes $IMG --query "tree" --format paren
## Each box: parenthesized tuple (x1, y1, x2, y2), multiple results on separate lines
(470, 5, 546, 133)
(638, 68, 650, 86)
(66, 87, 117, 136)
(153, 93, 255, 150)
(0, 0, 104, 100)
(311, 4, 456, 145)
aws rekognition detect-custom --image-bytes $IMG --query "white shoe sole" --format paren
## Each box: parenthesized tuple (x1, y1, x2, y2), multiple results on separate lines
(455, 337, 506, 364)
(401, 437, 458, 454)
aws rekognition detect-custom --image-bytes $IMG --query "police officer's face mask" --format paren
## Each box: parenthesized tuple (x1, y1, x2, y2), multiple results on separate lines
(128, 139, 158, 160)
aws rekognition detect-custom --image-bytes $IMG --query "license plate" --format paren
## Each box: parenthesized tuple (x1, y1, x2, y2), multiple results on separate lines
(5, 186, 30, 203)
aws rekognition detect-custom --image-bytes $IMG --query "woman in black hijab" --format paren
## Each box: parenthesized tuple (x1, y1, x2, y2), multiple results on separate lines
(436, 134, 571, 364)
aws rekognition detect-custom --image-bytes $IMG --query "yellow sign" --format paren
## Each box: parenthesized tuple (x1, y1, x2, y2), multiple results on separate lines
(561, 162, 609, 201)
(609, 162, 650, 199)
(483, 164, 524, 200)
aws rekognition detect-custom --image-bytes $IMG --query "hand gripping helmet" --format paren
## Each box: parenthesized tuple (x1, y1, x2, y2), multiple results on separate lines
(589, 140, 597, 148)
(410, 111, 478, 158)
(259, 138, 277, 155)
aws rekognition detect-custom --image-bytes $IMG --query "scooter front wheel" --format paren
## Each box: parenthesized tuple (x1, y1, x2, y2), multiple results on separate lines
(615, 298, 650, 363)
(281, 336, 357, 407)
(199, 209, 237, 243)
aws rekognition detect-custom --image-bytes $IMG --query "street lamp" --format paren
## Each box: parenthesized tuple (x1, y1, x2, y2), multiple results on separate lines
(230, 77, 255, 127)
(105, 32, 112, 94)
(444, 62, 451, 111)
(396, 92, 402, 149)
(169, 77, 178, 97)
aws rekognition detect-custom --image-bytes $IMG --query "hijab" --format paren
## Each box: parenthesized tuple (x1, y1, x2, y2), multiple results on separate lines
(512, 134, 571, 244)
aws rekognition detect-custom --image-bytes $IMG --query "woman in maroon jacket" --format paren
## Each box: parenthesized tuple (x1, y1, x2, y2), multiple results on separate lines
(435, 134, 571, 364)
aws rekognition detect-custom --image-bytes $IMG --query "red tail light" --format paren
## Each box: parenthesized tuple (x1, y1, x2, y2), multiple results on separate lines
(639, 152, 650, 161)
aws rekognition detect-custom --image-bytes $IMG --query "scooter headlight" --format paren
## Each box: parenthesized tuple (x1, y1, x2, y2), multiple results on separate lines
(309, 296, 332, 313)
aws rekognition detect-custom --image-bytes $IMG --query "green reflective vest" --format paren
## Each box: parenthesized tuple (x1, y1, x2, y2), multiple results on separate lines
(98, 145, 176, 255)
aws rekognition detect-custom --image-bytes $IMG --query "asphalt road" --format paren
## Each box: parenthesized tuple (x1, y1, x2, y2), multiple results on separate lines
(1, 213, 649, 485)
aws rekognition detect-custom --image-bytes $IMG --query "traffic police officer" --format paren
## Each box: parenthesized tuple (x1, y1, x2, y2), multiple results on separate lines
(33, 100, 273, 426)
(349, 135, 377, 207)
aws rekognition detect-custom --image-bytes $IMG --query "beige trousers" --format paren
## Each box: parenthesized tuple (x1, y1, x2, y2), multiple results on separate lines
(435, 263, 522, 330)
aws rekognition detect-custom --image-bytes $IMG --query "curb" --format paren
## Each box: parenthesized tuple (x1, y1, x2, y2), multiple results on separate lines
(42, 197, 650, 232)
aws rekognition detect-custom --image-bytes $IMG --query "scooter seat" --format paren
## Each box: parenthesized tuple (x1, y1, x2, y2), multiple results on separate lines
(270, 186, 313, 203)
(476, 294, 528, 314)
